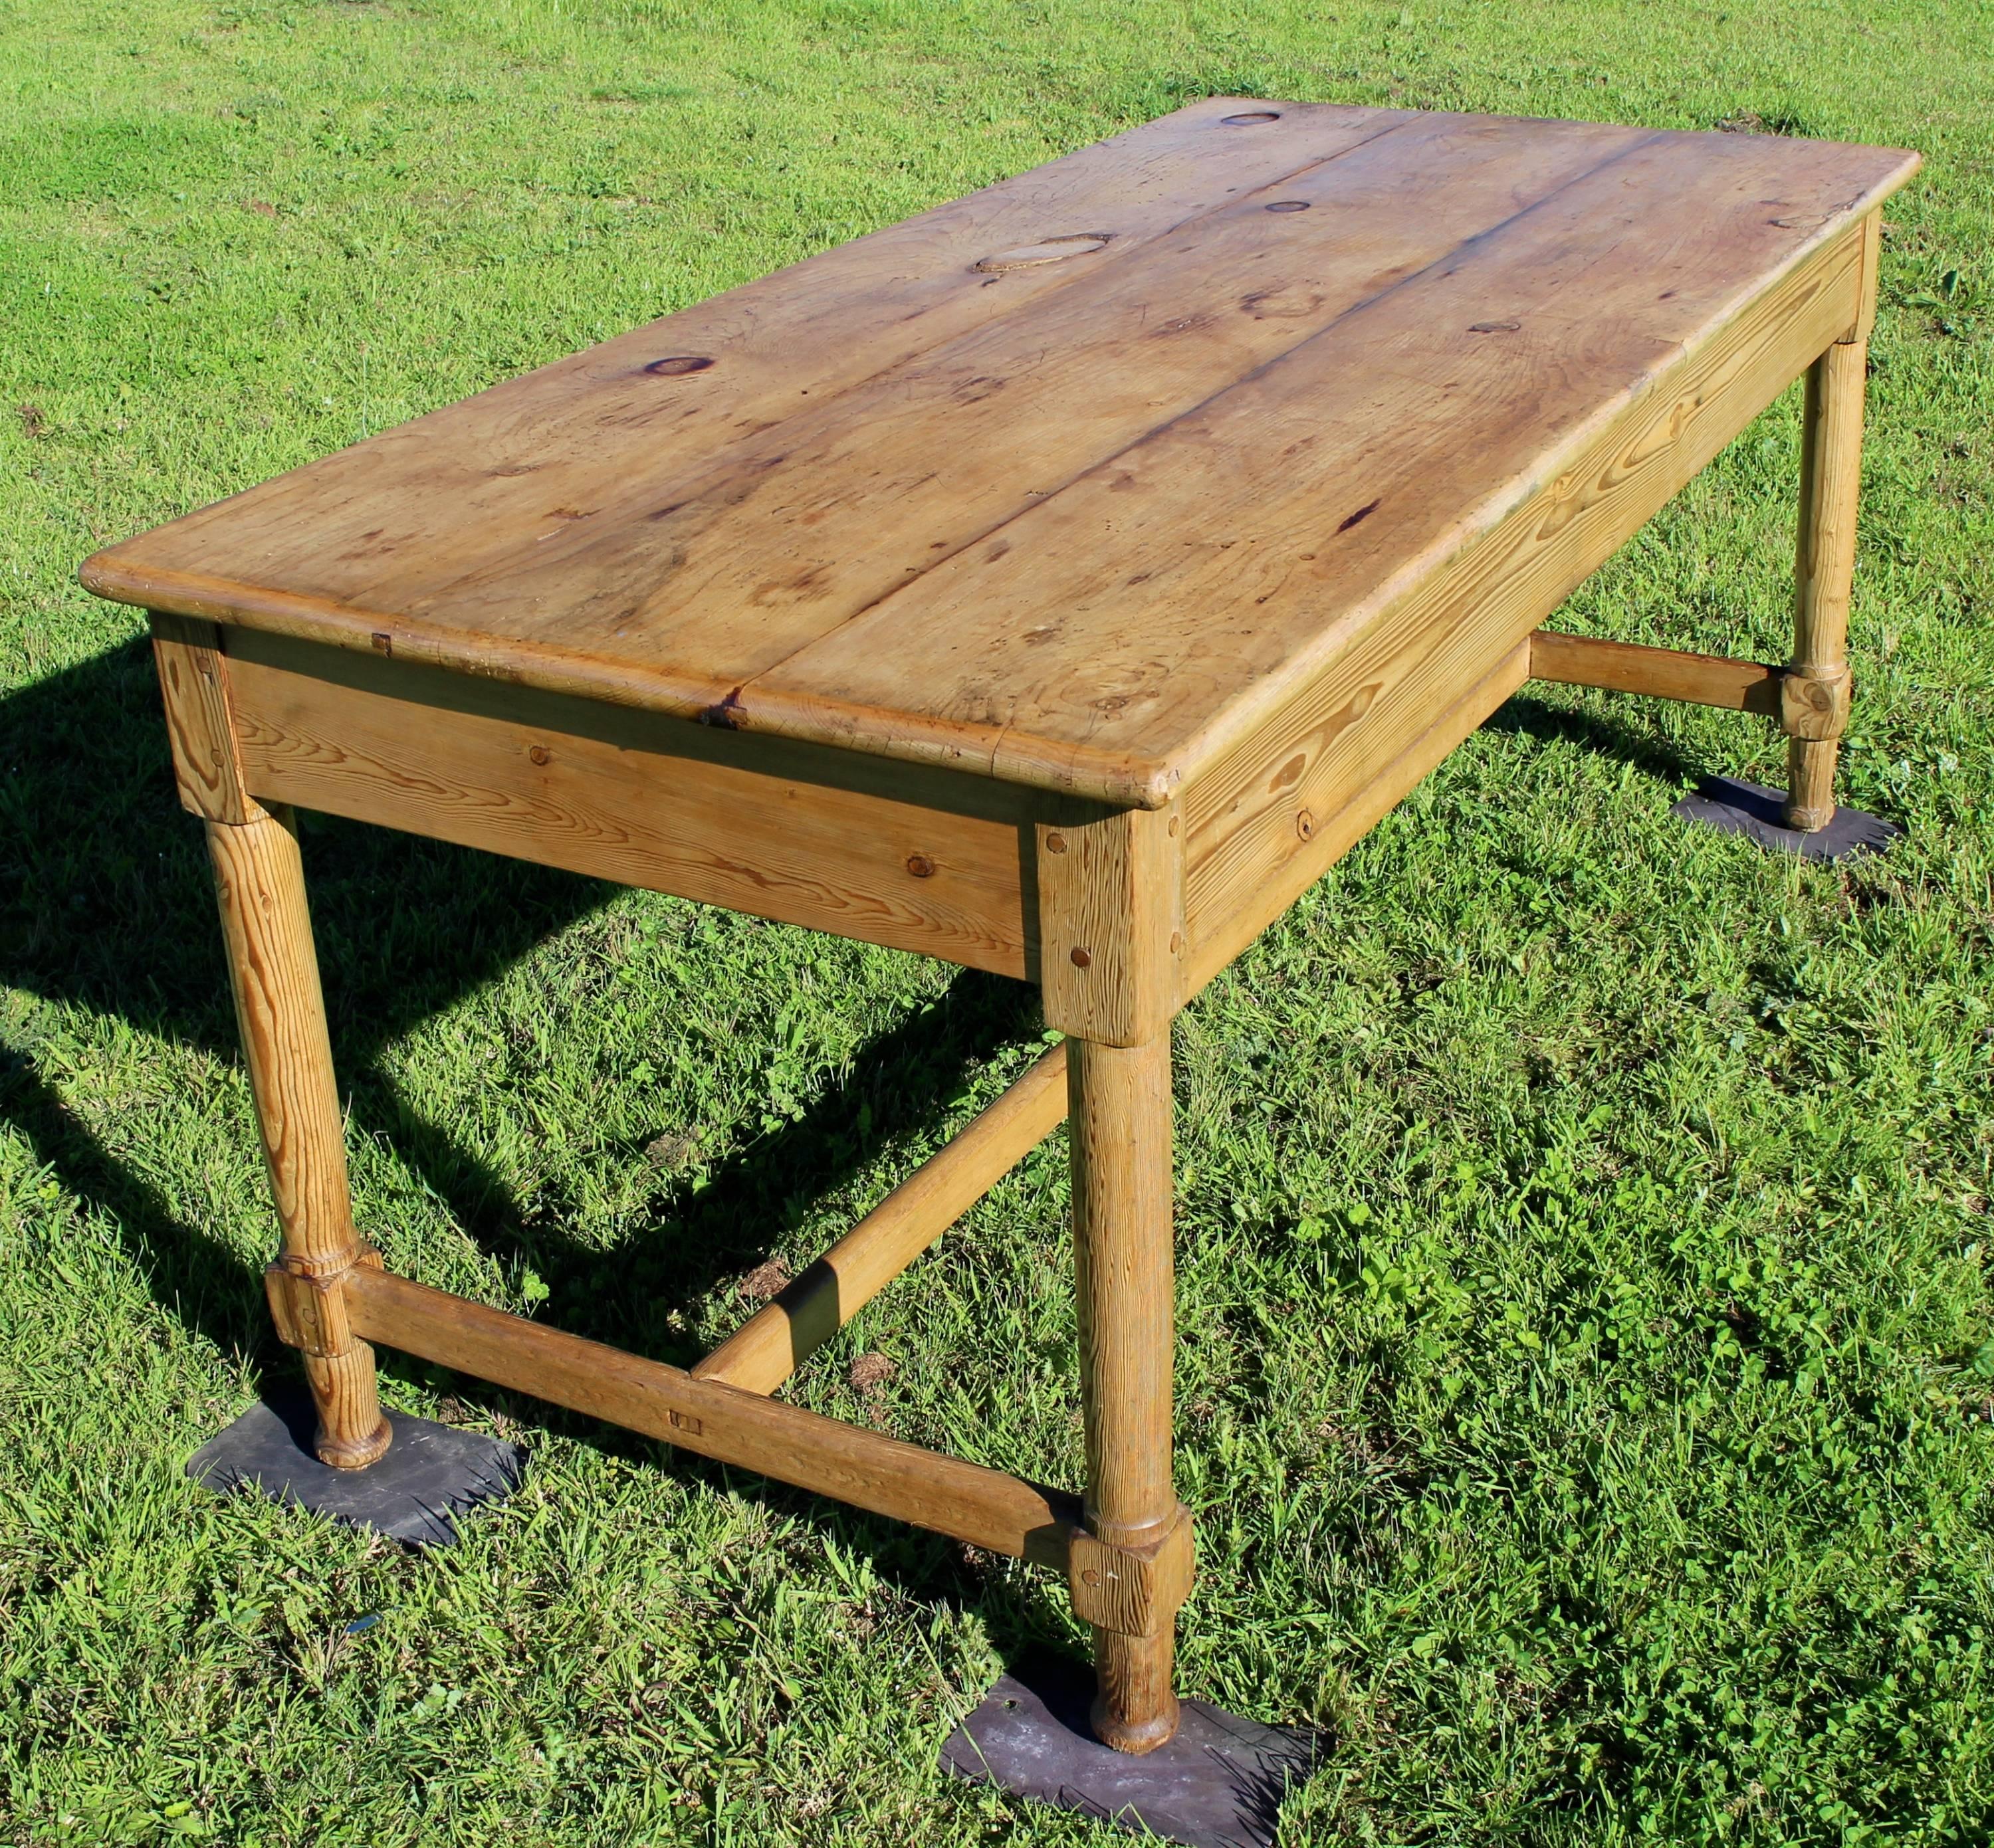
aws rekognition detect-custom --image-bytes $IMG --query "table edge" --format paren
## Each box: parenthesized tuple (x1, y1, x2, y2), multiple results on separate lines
(78, 135, 1923, 813)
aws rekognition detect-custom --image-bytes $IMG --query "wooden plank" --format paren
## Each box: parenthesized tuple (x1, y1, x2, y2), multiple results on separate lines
(1528, 631, 1782, 712)
(82, 110, 1918, 811)
(694, 1043, 1069, 1396)
(756, 136, 1914, 806)
(1036, 804, 1184, 1045)
(223, 629, 1040, 977)
(338, 115, 1649, 684)
(1179, 217, 1867, 950)
(80, 98, 1410, 667)
(150, 612, 251, 823)
(1182, 641, 1532, 1001)
(343, 1265, 1080, 1566)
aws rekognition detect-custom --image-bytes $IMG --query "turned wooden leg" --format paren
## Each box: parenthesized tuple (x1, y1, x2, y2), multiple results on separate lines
(1785, 337, 1868, 832)
(1069, 1033, 1182, 1754)
(209, 804, 390, 1470)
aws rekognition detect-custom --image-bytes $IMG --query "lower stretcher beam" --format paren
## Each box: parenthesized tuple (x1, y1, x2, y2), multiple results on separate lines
(342, 1262, 1079, 1566)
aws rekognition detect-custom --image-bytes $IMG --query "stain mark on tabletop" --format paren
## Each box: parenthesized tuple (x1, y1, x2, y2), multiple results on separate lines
(699, 687, 746, 729)
(1468, 320, 1521, 334)
(1337, 498, 1381, 534)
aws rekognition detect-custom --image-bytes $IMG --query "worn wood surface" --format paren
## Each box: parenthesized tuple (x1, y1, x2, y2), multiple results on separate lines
(84, 104, 1916, 811)
(1068, 1034, 1183, 1752)
(1530, 631, 1784, 712)
(695, 1043, 1069, 1395)
(223, 628, 1040, 977)
(1788, 336, 1869, 829)
(150, 613, 251, 823)
(344, 1265, 1081, 1564)
(1036, 806, 1183, 1046)
(208, 806, 389, 1468)
(1179, 208, 1864, 974)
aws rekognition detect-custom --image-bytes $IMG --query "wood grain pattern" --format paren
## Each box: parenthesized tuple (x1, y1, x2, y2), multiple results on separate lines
(1843, 208, 1883, 346)
(736, 134, 1916, 803)
(1067, 1508, 1194, 1640)
(223, 629, 1040, 978)
(344, 1265, 1081, 1564)
(82, 108, 1918, 809)
(1068, 1034, 1182, 1752)
(1529, 631, 1783, 712)
(1179, 215, 1866, 951)
(1787, 335, 1869, 829)
(150, 613, 250, 823)
(1183, 642, 1533, 1003)
(86, 100, 1403, 636)
(695, 1043, 1068, 1395)
(208, 807, 388, 1468)
(1036, 805, 1183, 1045)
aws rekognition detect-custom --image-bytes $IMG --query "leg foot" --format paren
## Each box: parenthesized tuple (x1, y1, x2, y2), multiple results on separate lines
(188, 1385, 524, 1547)
(304, 1346, 393, 1469)
(1093, 1629, 1180, 1755)
(941, 1650, 1321, 1848)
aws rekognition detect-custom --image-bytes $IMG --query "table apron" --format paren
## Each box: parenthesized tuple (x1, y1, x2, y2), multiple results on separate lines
(220, 628, 1048, 979)
(1180, 216, 1869, 981)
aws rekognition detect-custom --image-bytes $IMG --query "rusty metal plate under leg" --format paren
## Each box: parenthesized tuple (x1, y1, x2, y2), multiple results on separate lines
(941, 1651, 1322, 1848)
(187, 1384, 524, 1547)
(1672, 776, 1902, 863)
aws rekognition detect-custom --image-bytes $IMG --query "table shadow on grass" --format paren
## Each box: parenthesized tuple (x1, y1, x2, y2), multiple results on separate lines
(1, 634, 1040, 1342)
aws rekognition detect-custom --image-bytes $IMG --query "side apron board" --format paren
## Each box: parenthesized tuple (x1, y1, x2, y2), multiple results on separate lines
(219, 629, 1044, 979)
(1179, 215, 1872, 976)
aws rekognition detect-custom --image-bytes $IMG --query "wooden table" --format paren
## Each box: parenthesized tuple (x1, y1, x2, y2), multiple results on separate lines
(83, 99, 1918, 1767)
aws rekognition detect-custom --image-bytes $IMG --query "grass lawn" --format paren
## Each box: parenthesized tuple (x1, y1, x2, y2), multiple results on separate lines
(4, 0, 1993, 1841)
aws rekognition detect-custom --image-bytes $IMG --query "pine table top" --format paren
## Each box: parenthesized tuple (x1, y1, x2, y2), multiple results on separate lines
(83, 98, 1918, 807)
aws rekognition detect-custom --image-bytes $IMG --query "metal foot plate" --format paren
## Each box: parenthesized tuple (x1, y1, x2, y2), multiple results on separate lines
(187, 1385, 525, 1546)
(1672, 776, 1902, 862)
(941, 1652, 1321, 1848)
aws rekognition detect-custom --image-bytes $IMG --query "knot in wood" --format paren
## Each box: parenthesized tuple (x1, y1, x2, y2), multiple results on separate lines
(1777, 661, 1852, 741)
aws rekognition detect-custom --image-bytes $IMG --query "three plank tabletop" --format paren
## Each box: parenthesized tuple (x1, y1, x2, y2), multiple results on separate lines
(83, 98, 1918, 807)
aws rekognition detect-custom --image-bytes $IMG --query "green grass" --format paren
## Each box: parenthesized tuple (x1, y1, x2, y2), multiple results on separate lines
(3, 0, 1993, 1841)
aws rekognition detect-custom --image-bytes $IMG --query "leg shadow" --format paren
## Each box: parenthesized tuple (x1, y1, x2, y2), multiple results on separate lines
(1483, 689, 1705, 791)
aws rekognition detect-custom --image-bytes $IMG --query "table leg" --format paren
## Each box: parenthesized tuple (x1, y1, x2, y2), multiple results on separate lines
(208, 804, 390, 1470)
(1068, 1032, 1182, 1754)
(1785, 336, 1868, 833)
